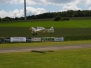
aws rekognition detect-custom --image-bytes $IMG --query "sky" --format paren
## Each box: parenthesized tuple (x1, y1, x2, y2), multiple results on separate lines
(0, 0, 91, 18)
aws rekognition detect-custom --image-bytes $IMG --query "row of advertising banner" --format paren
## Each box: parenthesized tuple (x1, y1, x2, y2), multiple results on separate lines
(0, 37, 64, 43)
(0, 37, 5, 43)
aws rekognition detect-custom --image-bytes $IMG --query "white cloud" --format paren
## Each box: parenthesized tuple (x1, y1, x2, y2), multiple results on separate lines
(45, 0, 75, 5)
(1, 0, 91, 10)
(10, 0, 36, 5)
(0, 0, 91, 18)
(61, 4, 81, 11)
(77, 0, 91, 6)
(0, 0, 78, 5)
(0, 0, 12, 4)
(0, 7, 46, 18)
(26, 7, 46, 15)
(84, 0, 91, 6)
(0, 9, 23, 18)
(59, 0, 81, 11)
(8, 0, 46, 5)
(14, 0, 72, 6)
(0, 0, 91, 6)
(89, 7, 91, 10)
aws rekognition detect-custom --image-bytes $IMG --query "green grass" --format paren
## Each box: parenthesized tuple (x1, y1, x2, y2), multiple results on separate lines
(0, 27, 91, 38)
(0, 20, 91, 68)
(0, 48, 91, 68)
(0, 20, 91, 40)
(0, 40, 91, 48)
(0, 20, 91, 28)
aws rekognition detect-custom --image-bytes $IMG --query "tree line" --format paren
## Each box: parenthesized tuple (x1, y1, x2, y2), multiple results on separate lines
(0, 10, 91, 21)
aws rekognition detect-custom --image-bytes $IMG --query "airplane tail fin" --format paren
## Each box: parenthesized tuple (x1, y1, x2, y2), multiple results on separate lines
(50, 27, 54, 29)
(50, 26, 54, 33)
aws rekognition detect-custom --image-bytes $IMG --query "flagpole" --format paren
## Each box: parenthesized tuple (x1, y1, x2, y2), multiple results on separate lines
(24, 0, 26, 20)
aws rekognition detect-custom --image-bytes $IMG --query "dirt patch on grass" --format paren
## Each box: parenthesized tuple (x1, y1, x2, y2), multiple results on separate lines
(0, 44, 91, 53)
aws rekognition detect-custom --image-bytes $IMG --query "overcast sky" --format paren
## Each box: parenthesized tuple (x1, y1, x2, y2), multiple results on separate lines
(0, 0, 91, 18)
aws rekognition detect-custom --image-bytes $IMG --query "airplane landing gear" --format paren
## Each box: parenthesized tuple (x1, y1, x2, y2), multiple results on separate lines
(33, 33, 37, 36)
(33, 34, 34, 36)
(36, 33, 37, 35)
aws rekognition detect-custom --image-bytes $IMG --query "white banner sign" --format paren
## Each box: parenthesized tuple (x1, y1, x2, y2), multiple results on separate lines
(54, 37, 64, 42)
(10, 37, 26, 42)
(31, 38, 41, 42)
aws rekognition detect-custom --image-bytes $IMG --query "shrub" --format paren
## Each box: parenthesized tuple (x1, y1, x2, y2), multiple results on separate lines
(63, 18, 70, 21)
(54, 16, 61, 21)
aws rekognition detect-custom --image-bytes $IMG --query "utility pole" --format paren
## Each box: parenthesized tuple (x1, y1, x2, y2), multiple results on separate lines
(24, 0, 26, 20)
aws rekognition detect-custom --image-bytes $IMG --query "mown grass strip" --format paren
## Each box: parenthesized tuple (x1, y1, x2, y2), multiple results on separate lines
(0, 27, 91, 38)
(0, 20, 91, 28)
(0, 40, 91, 48)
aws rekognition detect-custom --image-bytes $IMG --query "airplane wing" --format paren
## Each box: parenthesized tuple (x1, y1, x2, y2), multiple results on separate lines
(43, 27, 54, 33)
(29, 26, 54, 36)
(36, 27, 45, 33)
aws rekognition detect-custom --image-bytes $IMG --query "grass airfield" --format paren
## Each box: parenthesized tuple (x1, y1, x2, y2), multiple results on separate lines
(0, 20, 91, 40)
(0, 27, 91, 38)
(0, 20, 91, 68)
(0, 40, 91, 68)
(0, 47, 91, 68)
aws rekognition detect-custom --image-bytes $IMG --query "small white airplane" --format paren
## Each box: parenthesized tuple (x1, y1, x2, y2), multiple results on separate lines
(29, 27, 54, 36)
